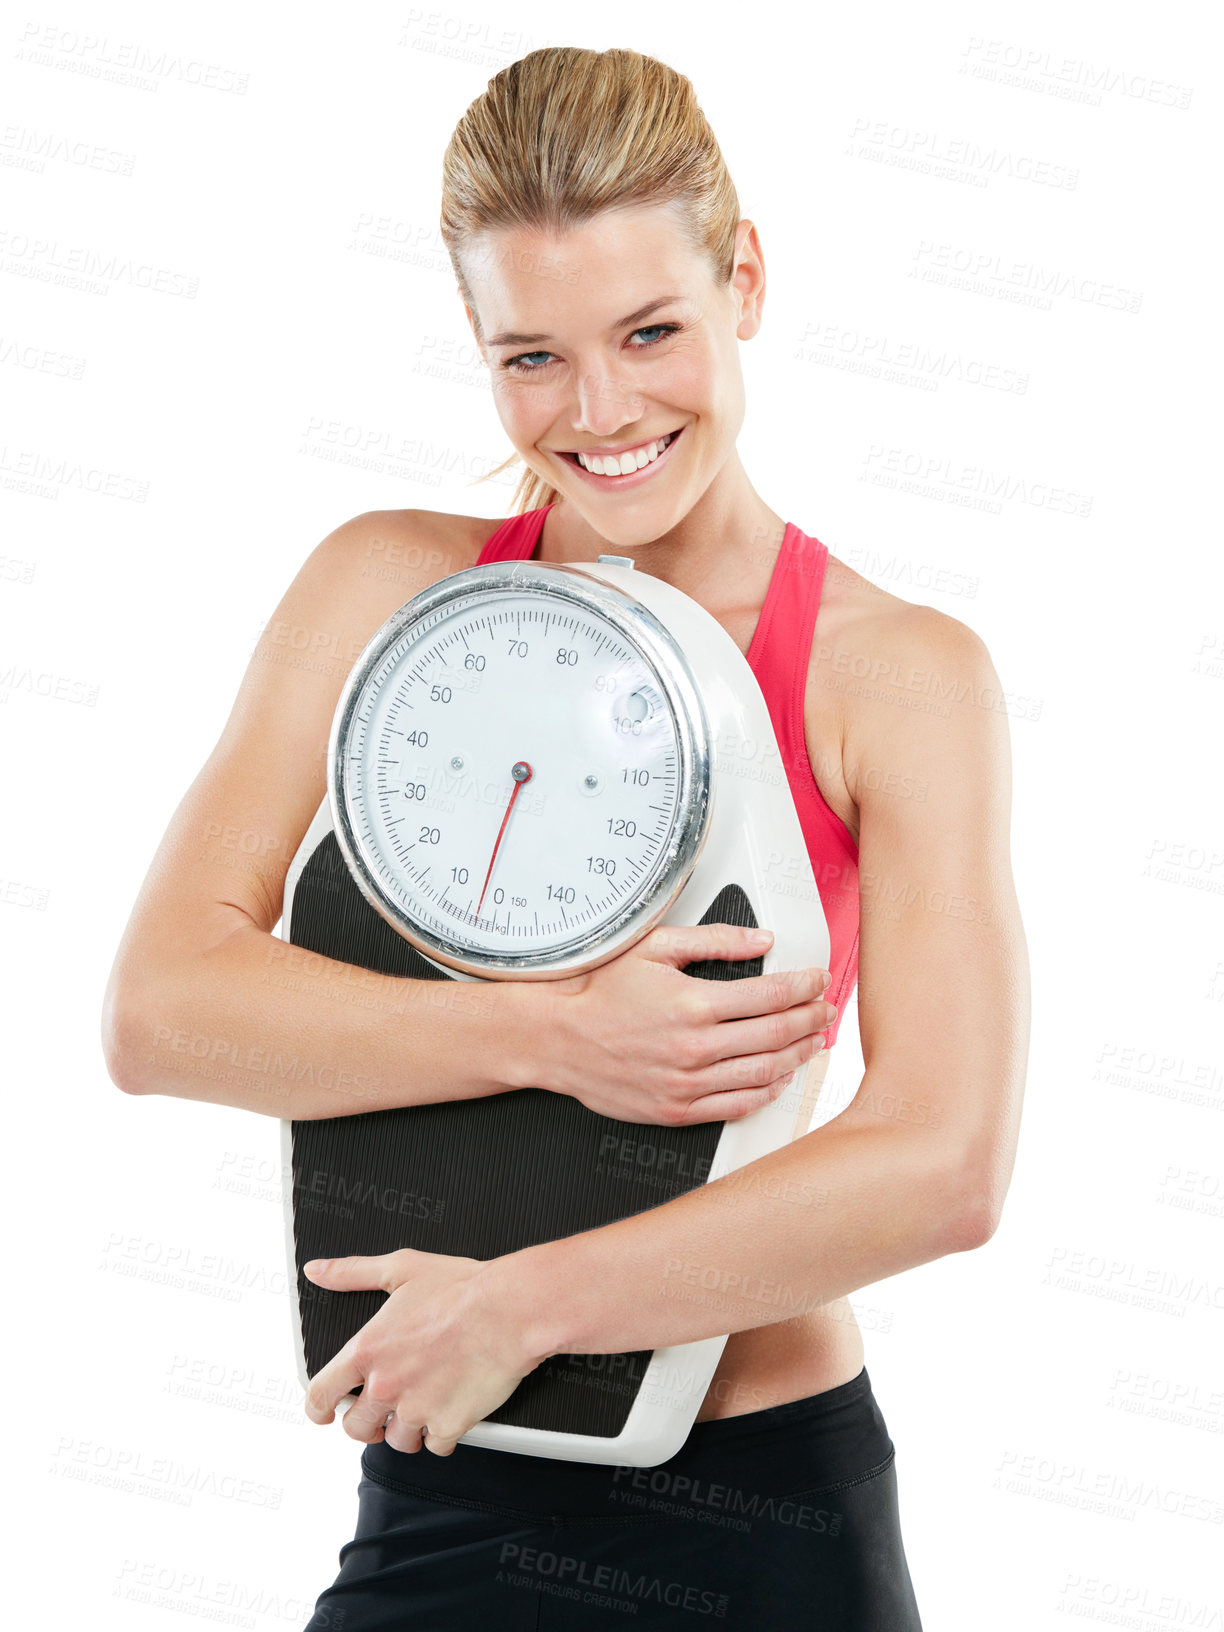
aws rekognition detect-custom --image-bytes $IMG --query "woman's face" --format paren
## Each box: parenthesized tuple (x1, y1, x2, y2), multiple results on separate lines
(461, 201, 764, 543)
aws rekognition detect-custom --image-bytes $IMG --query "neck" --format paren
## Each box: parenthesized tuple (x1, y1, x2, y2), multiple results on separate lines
(533, 456, 787, 608)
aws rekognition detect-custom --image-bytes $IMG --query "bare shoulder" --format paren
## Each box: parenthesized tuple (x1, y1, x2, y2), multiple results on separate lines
(113, 506, 506, 963)
(249, 506, 503, 726)
(802, 550, 1004, 845)
(311, 506, 501, 616)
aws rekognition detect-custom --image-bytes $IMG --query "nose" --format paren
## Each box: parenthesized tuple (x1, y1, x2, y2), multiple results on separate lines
(569, 360, 647, 442)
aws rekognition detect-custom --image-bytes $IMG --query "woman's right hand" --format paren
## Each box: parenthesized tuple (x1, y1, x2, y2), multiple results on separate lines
(531, 924, 836, 1126)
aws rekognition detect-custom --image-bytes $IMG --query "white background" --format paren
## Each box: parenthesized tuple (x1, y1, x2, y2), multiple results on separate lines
(2, 1, 1220, 1626)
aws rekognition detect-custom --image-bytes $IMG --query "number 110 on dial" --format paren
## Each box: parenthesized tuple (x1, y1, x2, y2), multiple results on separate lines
(330, 575, 709, 976)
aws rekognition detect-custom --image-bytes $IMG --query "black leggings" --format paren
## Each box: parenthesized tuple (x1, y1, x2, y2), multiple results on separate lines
(304, 1365, 923, 1630)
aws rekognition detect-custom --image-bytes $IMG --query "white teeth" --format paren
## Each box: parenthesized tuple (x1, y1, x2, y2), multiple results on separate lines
(577, 431, 673, 476)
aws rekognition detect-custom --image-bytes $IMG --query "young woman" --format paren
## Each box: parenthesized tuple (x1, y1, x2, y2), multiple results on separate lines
(104, 45, 1029, 1631)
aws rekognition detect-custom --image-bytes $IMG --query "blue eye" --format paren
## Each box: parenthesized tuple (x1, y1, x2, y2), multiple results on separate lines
(500, 322, 681, 375)
(504, 350, 552, 373)
(629, 324, 675, 346)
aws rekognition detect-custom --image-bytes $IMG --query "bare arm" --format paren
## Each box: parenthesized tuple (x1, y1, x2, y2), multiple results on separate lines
(479, 606, 1032, 1359)
(101, 510, 544, 1120)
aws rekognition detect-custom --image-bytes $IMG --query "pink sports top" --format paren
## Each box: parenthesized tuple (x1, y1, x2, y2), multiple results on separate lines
(475, 505, 860, 1048)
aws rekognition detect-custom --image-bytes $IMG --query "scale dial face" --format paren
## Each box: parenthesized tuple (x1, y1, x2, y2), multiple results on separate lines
(328, 561, 711, 977)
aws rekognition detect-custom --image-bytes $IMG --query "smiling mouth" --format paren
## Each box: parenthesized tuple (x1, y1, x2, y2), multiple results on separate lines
(558, 425, 684, 477)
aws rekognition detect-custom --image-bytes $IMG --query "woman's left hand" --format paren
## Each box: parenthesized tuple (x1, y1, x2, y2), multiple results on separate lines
(301, 1247, 545, 1456)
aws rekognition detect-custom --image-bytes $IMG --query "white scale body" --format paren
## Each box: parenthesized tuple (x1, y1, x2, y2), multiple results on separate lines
(277, 552, 832, 1467)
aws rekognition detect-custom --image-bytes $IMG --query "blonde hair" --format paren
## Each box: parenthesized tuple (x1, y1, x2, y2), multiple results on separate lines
(440, 46, 741, 515)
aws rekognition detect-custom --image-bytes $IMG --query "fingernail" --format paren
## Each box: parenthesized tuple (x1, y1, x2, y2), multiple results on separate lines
(304, 1260, 326, 1277)
(748, 929, 773, 945)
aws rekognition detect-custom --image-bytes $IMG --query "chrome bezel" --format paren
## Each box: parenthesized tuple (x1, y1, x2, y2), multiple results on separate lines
(327, 560, 711, 979)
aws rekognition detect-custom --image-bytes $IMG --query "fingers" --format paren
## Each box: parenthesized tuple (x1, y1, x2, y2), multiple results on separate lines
(318, 1378, 456, 1454)
(340, 1384, 403, 1442)
(642, 922, 775, 968)
(303, 1249, 417, 1293)
(366, 1408, 458, 1457)
(305, 1340, 370, 1423)
(689, 994, 836, 1075)
(336, 1383, 456, 1454)
(675, 1032, 824, 1126)
(703, 964, 833, 1025)
(421, 1427, 459, 1457)
(384, 1418, 428, 1455)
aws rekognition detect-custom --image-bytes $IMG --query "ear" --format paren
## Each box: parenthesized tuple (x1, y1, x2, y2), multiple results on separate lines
(731, 219, 766, 341)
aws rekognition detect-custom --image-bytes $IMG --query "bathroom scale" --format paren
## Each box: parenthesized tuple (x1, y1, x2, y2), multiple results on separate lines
(277, 549, 832, 1467)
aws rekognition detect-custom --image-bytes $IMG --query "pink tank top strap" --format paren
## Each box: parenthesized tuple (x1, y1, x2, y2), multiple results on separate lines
(745, 524, 860, 1047)
(475, 504, 555, 563)
(745, 525, 858, 861)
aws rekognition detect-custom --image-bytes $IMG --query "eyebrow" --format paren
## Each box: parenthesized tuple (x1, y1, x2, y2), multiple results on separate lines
(486, 296, 685, 349)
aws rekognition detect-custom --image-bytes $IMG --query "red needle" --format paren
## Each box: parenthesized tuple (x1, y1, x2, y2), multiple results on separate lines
(476, 761, 533, 919)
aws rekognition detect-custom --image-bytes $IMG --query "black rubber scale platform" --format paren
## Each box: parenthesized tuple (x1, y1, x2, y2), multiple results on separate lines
(287, 830, 762, 1439)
